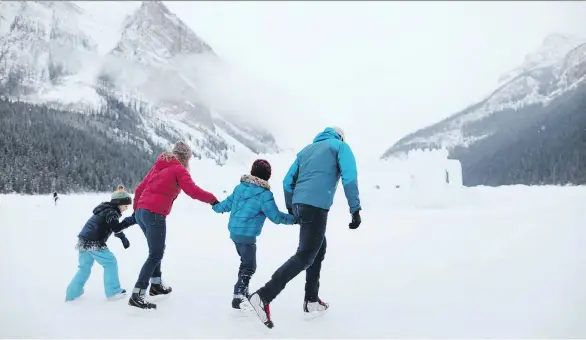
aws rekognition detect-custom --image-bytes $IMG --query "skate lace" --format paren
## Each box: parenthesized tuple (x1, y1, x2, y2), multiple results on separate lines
(136, 293, 146, 303)
(159, 280, 169, 290)
(137, 293, 155, 307)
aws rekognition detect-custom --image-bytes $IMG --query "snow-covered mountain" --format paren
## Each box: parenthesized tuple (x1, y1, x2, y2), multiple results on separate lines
(381, 33, 586, 187)
(381, 33, 586, 158)
(0, 1, 279, 166)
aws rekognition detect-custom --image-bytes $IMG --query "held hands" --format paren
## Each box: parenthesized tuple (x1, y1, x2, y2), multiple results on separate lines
(286, 207, 298, 224)
(349, 210, 361, 229)
(126, 213, 137, 226)
(210, 199, 220, 206)
(114, 232, 130, 249)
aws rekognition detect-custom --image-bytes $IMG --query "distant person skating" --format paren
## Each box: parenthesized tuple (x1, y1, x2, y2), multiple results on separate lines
(53, 192, 59, 206)
(211, 159, 297, 310)
(247, 127, 362, 328)
(129, 141, 219, 310)
(65, 186, 136, 302)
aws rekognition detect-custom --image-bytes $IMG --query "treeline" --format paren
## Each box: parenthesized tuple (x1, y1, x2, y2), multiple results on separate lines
(452, 82, 586, 186)
(0, 97, 163, 194)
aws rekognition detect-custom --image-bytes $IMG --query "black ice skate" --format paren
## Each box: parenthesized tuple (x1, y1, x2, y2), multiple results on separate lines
(247, 292, 274, 328)
(149, 282, 172, 296)
(232, 293, 253, 311)
(128, 290, 156, 310)
(232, 295, 244, 309)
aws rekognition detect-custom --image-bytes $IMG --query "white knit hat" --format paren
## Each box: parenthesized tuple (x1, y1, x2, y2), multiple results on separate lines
(331, 126, 345, 141)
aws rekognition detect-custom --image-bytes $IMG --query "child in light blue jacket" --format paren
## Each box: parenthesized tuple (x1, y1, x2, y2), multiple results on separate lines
(212, 159, 296, 309)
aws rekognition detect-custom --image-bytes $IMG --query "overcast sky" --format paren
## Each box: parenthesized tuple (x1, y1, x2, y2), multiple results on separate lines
(77, 1, 586, 158)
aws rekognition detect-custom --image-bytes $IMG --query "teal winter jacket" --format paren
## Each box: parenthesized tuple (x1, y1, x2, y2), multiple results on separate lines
(283, 127, 361, 214)
(213, 174, 296, 244)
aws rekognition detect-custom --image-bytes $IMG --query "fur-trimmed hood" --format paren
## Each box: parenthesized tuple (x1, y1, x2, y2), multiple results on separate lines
(240, 174, 270, 190)
(212, 173, 296, 244)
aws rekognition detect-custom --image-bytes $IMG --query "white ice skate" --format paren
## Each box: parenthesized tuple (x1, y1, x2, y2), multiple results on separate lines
(303, 298, 329, 320)
(107, 289, 128, 301)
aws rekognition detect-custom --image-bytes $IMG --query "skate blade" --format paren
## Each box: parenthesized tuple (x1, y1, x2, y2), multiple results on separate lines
(148, 293, 171, 302)
(231, 299, 255, 316)
(126, 305, 157, 317)
(239, 300, 255, 311)
(230, 308, 251, 318)
(107, 292, 128, 301)
(303, 309, 329, 320)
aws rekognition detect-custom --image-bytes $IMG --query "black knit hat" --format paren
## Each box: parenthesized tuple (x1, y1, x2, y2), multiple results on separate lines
(251, 159, 271, 181)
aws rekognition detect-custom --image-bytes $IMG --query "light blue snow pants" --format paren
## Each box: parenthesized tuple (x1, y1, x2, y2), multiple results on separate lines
(65, 248, 123, 301)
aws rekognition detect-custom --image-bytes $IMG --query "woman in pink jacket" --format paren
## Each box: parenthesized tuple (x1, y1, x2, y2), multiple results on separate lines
(128, 141, 218, 310)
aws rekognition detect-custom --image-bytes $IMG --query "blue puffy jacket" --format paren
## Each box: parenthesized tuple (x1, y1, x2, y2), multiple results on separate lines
(77, 202, 136, 250)
(283, 127, 361, 214)
(213, 174, 296, 244)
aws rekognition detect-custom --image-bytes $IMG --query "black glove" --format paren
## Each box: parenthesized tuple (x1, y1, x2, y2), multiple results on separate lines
(114, 232, 130, 249)
(210, 199, 220, 206)
(287, 207, 294, 215)
(349, 210, 361, 229)
(126, 212, 136, 225)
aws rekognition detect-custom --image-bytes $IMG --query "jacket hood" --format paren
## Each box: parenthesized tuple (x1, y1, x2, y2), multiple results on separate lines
(238, 174, 270, 199)
(154, 155, 182, 171)
(313, 127, 343, 143)
(93, 202, 119, 215)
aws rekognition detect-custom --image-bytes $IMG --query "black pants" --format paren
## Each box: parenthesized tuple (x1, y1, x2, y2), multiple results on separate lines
(258, 203, 327, 303)
(233, 242, 257, 296)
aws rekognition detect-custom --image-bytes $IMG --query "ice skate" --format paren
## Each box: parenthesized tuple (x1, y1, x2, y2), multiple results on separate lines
(303, 297, 329, 320)
(128, 289, 156, 310)
(107, 289, 127, 301)
(247, 292, 274, 328)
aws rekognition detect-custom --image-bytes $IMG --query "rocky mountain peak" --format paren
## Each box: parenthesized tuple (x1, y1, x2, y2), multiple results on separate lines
(2, 0, 279, 168)
(498, 33, 585, 84)
(112, 0, 212, 65)
(0, 1, 97, 96)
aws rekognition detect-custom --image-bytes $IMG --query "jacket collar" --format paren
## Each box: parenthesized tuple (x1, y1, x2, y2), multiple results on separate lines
(240, 174, 270, 190)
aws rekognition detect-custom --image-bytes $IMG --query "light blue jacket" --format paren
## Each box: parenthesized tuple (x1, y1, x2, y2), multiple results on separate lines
(283, 127, 361, 214)
(213, 174, 296, 244)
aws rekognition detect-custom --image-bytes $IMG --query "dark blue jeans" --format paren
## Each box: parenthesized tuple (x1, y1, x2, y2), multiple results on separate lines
(134, 208, 166, 290)
(233, 242, 257, 296)
(258, 203, 328, 303)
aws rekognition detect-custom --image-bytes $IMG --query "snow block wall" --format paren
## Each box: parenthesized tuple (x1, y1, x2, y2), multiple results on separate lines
(371, 148, 463, 190)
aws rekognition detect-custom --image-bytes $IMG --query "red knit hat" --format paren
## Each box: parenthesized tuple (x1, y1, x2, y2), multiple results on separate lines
(251, 159, 271, 181)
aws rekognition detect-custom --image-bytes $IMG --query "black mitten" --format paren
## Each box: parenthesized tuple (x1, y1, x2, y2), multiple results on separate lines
(349, 210, 361, 229)
(115, 232, 130, 249)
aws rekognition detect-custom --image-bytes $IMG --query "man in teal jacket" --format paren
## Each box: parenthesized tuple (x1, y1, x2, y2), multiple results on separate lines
(247, 127, 362, 328)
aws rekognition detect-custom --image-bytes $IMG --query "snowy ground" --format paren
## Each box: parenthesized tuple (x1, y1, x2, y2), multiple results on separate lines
(1, 172, 585, 337)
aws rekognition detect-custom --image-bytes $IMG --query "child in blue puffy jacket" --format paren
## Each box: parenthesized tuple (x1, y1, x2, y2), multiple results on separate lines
(212, 159, 296, 310)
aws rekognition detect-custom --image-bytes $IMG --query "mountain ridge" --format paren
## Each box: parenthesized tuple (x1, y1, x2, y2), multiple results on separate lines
(0, 0, 278, 194)
(382, 33, 586, 186)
